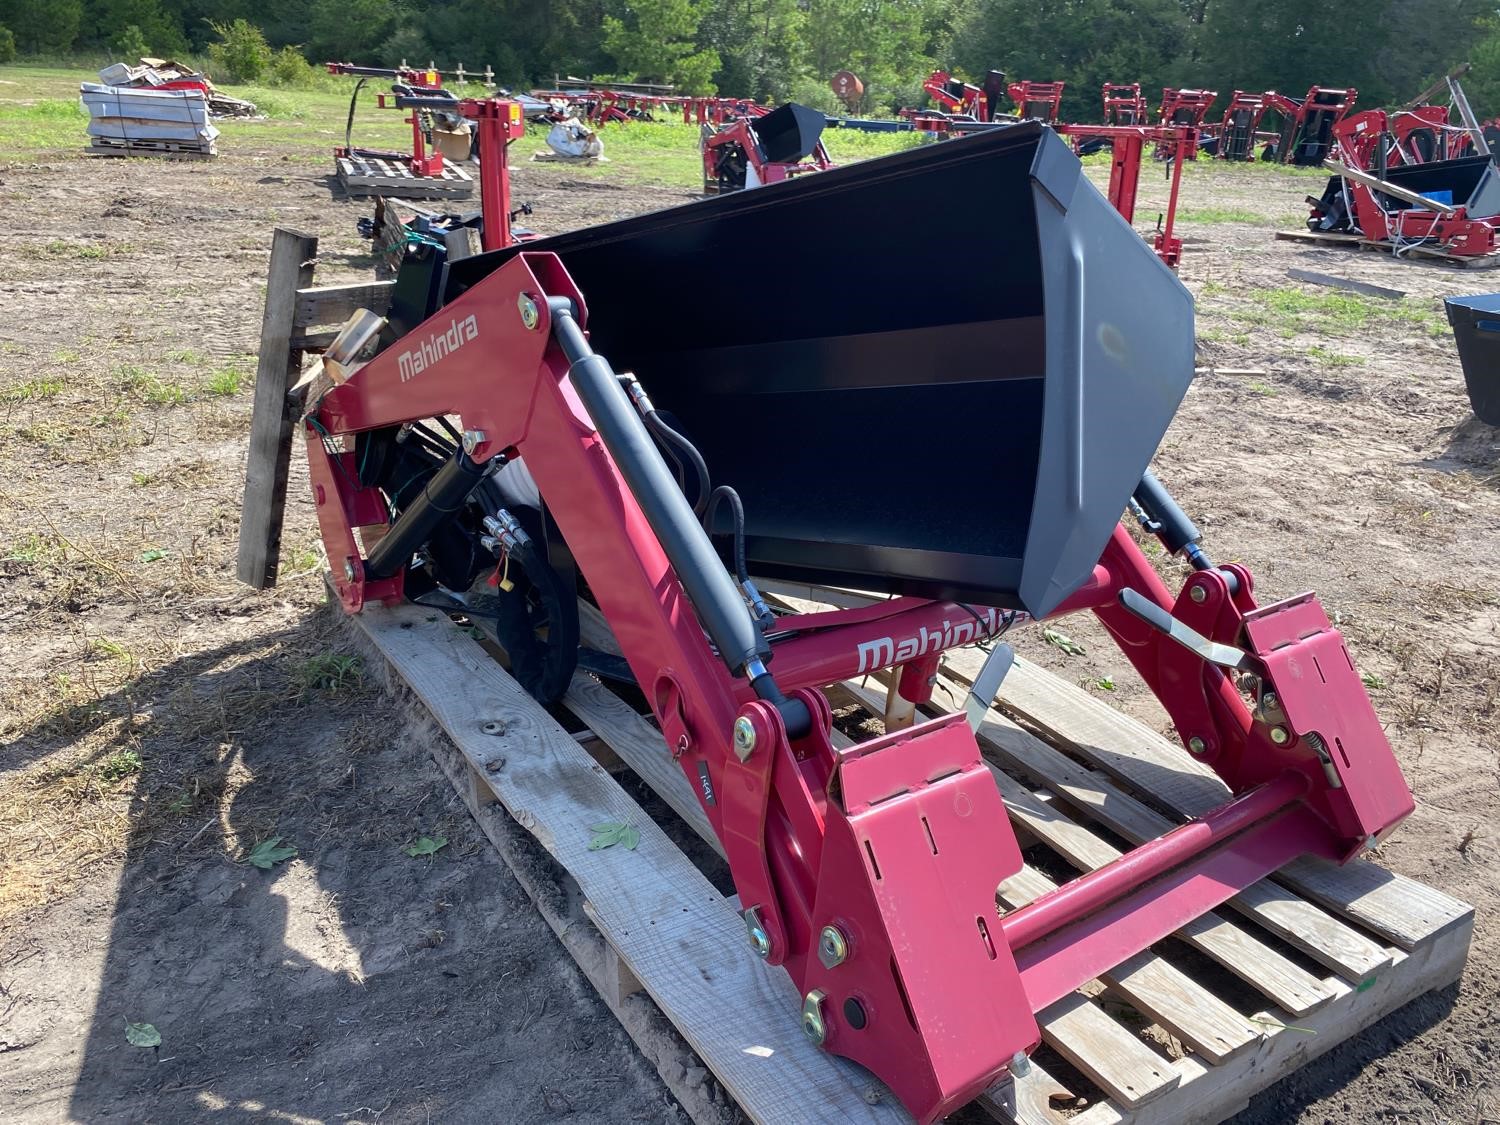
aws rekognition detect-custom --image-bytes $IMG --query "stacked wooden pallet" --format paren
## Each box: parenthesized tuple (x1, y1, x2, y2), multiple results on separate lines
(335, 153, 475, 200)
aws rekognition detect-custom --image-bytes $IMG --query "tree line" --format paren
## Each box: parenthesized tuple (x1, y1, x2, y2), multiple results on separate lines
(4, 0, 1500, 119)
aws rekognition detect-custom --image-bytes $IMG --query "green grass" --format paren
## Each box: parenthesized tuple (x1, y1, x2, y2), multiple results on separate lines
(1177, 206, 1262, 225)
(22, 240, 133, 261)
(205, 368, 243, 396)
(2, 377, 64, 402)
(116, 364, 189, 407)
(1307, 344, 1366, 366)
(1236, 286, 1444, 339)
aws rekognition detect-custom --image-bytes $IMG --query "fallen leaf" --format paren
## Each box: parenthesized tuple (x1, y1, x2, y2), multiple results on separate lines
(244, 835, 297, 869)
(405, 835, 448, 858)
(589, 822, 639, 851)
(125, 1020, 161, 1048)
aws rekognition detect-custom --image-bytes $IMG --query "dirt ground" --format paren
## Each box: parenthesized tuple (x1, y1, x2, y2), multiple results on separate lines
(0, 133, 1496, 1125)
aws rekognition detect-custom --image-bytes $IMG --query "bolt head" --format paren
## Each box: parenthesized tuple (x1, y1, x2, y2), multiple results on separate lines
(801, 989, 828, 1046)
(732, 716, 757, 760)
(1010, 1050, 1032, 1077)
(343, 559, 356, 582)
(744, 908, 771, 959)
(1261, 691, 1279, 711)
(1269, 725, 1291, 745)
(461, 429, 486, 455)
(817, 925, 849, 969)
(1187, 736, 1207, 755)
(517, 292, 540, 330)
(1189, 584, 1207, 604)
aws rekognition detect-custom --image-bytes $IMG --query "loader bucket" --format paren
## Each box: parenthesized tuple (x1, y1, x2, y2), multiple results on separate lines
(750, 102, 827, 165)
(448, 122, 1195, 617)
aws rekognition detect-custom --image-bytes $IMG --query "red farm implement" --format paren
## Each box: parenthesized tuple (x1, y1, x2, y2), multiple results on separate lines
(1306, 105, 1500, 256)
(699, 102, 832, 194)
(256, 118, 1419, 1123)
(1103, 82, 1147, 125)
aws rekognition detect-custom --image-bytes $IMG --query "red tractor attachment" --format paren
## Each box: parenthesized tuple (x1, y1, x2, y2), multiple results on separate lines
(1218, 90, 1272, 160)
(1102, 82, 1147, 125)
(1008, 79, 1065, 123)
(700, 102, 831, 194)
(1308, 107, 1500, 255)
(299, 123, 1414, 1122)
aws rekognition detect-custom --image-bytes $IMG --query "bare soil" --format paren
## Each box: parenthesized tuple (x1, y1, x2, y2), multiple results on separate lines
(0, 146, 1495, 1125)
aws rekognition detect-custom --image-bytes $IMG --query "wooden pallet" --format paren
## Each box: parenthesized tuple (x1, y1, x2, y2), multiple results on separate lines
(86, 136, 216, 160)
(1275, 227, 1500, 268)
(336, 153, 475, 200)
(339, 592, 1473, 1125)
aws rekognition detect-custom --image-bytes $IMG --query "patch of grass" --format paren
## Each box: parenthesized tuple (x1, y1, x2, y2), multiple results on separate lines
(1178, 207, 1261, 224)
(296, 652, 363, 693)
(165, 348, 205, 365)
(205, 367, 243, 396)
(95, 749, 143, 783)
(1198, 279, 1228, 298)
(1245, 381, 1279, 396)
(117, 364, 190, 407)
(3, 532, 64, 565)
(1237, 286, 1442, 339)
(2, 377, 63, 402)
(1307, 344, 1366, 366)
(23, 240, 133, 261)
(52, 347, 81, 363)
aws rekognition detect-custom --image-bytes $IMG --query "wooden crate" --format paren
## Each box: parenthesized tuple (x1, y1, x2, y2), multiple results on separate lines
(341, 595, 1472, 1125)
(86, 136, 216, 160)
(335, 153, 475, 200)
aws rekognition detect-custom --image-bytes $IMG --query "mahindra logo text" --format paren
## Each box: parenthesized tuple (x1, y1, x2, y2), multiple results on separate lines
(397, 314, 479, 382)
(855, 608, 1003, 674)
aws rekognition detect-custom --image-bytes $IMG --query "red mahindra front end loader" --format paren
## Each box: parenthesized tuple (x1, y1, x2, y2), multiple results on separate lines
(299, 120, 1414, 1122)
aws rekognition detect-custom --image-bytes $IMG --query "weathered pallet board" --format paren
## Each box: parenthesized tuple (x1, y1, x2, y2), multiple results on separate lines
(1275, 227, 1500, 268)
(336, 154, 475, 200)
(339, 589, 1472, 1125)
(85, 138, 216, 160)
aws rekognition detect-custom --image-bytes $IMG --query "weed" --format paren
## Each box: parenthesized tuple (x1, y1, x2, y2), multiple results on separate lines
(297, 652, 364, 693)
(165, 348, 204, 365)
(95, 749, 143, 783)
(52, 347, 81, 363)
(1178, 207, 1261, 224)
(1307, 344, 1366, 366)
(117, 364, 190, 406)
(23, 240, 132, 260)
(2, 377, 63, 402)
(1246, 381, 1279, 396)
(206, 368, 242, 396)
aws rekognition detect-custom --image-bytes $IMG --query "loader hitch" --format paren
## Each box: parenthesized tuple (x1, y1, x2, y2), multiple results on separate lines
(294, 122, 1414, 1122)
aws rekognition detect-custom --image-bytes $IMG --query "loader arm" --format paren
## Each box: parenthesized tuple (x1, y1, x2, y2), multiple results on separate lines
(303, 124, 1413, 1123)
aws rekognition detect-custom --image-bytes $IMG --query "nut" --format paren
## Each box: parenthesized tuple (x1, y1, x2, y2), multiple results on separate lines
(1187, 736, 1207, 755)
(1269, 725, 1291, 745)
(818, 925, 849, 969)
(461, 429, 486, 455)
(1010, 1050, 1032, 1077)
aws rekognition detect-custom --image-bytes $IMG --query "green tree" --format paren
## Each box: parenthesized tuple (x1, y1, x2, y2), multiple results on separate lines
(0, 0, 83, 53)
(603, 0, 721, 92)
(1466, 14, 1500, 117)
(207, 18, 271, 82)
(84, 0, 187, 54)
(0, 24, 15, 62)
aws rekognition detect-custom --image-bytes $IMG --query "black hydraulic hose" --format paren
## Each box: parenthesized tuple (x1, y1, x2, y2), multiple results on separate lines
(644, 409, 711, 517)
(703, 485, 749, 584)
(548, 301, 765, 679)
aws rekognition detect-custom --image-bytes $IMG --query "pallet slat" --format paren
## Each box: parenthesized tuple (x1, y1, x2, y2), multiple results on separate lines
(352, 603, 903, 1124)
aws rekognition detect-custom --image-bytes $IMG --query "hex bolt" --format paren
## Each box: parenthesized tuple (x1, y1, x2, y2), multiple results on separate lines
(801, 989, 828, 1046)
(517, 293, 540, 330)
(343, 559, 356, 582)
(1269, 725, 1291, 745)
(462, 429, 486, 455)
(1187, 736, 1207, 755)
(1010, 1050, 1032, 1077)
(732, 716, 757, 761)
(818, 925, 849, 969)
(1189, 585, 1207, 604)
(744, 907, 771, 959)
(1261, 691, 1279, 712)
